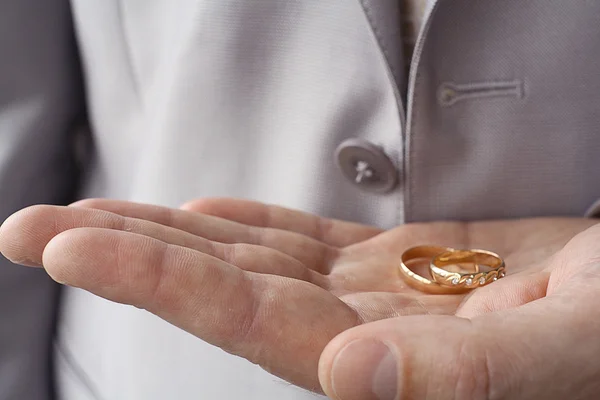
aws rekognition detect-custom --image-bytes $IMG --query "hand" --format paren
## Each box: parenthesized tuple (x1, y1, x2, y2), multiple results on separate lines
(0, 198, 597, 399)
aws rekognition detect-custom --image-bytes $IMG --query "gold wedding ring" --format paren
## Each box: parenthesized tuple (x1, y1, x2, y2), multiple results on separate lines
(399, 246, 473, 294)
(399, 246, 506, 294)
(430, 249, 505, 289)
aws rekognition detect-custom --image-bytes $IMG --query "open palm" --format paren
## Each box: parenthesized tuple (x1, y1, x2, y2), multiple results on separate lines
(0, 198, 597, 398)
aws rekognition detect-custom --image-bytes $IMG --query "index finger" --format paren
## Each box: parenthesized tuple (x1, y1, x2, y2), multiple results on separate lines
(42, 227, 360, 392)
(181, 198, 383, 247)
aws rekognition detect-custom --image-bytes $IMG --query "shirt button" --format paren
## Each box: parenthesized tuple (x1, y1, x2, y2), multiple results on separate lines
(335, 139, 398, 193)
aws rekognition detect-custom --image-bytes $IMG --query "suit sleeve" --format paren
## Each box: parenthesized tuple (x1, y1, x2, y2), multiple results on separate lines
(0, 0, 85, 399)
(585, 199, 600, 218)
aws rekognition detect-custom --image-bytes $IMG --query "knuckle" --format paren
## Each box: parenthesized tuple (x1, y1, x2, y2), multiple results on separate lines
(130, 239, 174, 310)
(220, 242, 261, 269)
(180, 198, 219, 213)
(418, 337, 498, 400)
(70, 198, 106, 208)
(454, 338, 509, 400)
(233, 281, 282, 365)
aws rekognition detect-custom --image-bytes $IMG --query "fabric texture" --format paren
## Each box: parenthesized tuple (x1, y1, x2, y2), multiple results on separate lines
(405, 1, 600, 222)
(0, 0, 83, 399)
(1, 1, 600, 400)
(59, 1, 403, 398)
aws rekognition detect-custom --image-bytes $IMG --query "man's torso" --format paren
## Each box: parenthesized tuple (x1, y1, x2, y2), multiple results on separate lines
(56, 1, 600, 398)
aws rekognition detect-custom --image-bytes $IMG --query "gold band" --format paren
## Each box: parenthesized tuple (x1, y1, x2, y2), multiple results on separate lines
(399, 246, 473, 294)
(429, 249, 505, 288)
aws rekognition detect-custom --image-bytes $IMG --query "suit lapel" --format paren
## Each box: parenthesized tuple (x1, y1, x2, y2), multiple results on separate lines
(357, 0, 406, 92)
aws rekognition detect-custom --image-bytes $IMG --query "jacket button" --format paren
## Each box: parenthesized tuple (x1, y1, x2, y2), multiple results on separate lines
(335, 139, 398, 193)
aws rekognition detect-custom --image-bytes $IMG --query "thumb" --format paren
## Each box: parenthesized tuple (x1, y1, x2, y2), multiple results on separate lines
(318, 294, 600, 400)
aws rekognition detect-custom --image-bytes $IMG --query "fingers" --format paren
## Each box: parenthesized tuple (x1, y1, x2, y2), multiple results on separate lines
(0, 205, 325, 284)
(319, 316, 479, 400)
(341, 292, 465, 321)
(456, 222, 600, 318)
(180, 198, 383, 247)
(546, 222, 600, 293)
(455, 271, 550, 318)
(319, 293, 600, 400)
(457, 222, 600, 318)
(42, 228, 360, 391)
(71, 199, 337, 273)
(319, 226, 600, 400)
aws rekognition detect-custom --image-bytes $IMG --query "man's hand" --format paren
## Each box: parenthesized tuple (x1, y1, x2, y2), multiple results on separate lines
(0, 198, 598, 399)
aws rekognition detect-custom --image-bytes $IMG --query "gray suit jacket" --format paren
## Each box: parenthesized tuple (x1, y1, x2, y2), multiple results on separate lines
(1, 1, 599, 399)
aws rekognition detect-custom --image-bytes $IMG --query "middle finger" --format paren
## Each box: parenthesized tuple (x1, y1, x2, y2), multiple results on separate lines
(72, 199, 337, 273)
(0, 204, 327, 285)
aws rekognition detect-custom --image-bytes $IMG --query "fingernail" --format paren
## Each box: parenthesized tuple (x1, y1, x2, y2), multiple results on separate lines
(331, 339, 398, 400)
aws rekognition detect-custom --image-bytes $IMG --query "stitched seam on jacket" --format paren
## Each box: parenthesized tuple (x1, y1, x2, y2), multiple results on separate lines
(358, 0, 401, 89)
(405, 0, 443, 222)
(407, 67, 423, 222)
(54, 340, 105, 400)
(437, 80, 524, 106)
